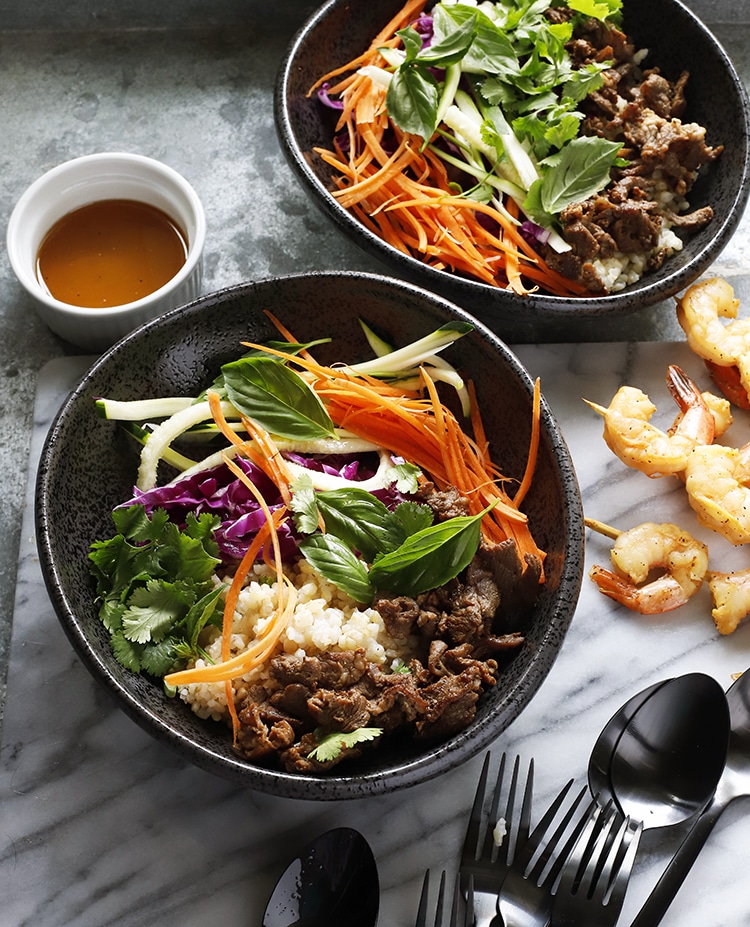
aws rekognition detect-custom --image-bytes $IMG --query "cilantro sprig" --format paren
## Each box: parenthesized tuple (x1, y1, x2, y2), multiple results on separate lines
(380, 0, 627, 236)
(89, 505, 225, 676)
(307, 727, 384, 762)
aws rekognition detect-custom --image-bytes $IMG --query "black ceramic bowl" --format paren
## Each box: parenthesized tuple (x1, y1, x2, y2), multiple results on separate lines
(36, 271, 583, 799)
(275, 0, 750, 342)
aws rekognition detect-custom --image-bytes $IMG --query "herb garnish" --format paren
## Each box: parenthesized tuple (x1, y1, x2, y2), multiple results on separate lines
(292, 473, 495, 603)
(379, 0, 628, 237)
(307, 726, 384, 761)
(89, 505, 225, 676)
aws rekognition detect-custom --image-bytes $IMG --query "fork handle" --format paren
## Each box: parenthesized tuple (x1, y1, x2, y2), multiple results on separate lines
(628, 797, 727, 927)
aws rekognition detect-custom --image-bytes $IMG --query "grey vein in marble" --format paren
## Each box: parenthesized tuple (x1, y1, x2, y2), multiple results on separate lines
(1, 345, 748, 926)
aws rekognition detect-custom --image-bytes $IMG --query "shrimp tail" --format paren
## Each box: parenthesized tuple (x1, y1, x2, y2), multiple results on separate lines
(590, 564, 692, 615)
(704, 359, 750, 410)
(666, 364, 703, 414)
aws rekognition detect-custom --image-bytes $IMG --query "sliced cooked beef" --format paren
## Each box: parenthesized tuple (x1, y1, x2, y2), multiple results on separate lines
(270, 649, 368, 689)
(414, 481, 471, 520)
(373, 592, 420, 638)
(562, 194, 662, 257)
(416, 666, 489, 739)
(665, 205, 714, 231)
(234, 701, 298, 761)
(637, 71, 689, 119)
(233, 482, 540, 773)
(551, 17, 723, 293)
(307, 688, 372, 730)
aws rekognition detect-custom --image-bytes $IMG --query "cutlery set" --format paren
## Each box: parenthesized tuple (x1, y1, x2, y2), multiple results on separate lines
(263, 668, 749, 926)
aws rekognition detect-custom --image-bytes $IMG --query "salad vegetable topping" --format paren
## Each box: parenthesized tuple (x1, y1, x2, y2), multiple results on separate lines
(90, 314, 545, 770)
(310, 0, 721, 296)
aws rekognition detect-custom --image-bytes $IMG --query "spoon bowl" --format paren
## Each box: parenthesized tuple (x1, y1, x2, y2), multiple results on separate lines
(630, 668, 750, 926)
(588, 679, 671, 807)
(262, 827, 379, 927)
(610, 673, 730, 829)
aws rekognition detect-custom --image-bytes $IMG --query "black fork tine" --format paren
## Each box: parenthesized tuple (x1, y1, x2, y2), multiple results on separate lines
(551, 807, 643, 927)
(416, 870, 473, 927)
(524, 782, 591, 887)
(555, 799, 605, 896)
(415, 869, 432, 927)
(579, 809, 625, 903)
(415, 870, 446, 927)
(463, 751, 492, 865)
(472, 753, 534, 869)
(451, 874, 473, 927)
(604, 818, 643, 910)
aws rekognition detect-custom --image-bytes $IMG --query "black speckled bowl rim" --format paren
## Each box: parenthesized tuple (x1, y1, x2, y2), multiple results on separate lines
(35, 271, 584, 800)
(275, 0, 750, 338)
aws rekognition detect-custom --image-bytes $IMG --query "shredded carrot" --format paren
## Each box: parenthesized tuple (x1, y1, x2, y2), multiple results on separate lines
(236, 339, 546, 569)
(242, 416, 295, 507)
(219, 514, 280, 742)
(165, 454, 294, 690)
(514, 378, 541, 509)
(307, 0, 590, 298)
(208, 386, 296, 507)
(307, 0, 428, 95)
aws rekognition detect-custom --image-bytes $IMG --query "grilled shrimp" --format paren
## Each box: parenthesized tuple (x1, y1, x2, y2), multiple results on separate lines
(707, 569, 750, 635)
(684, 442, 750, 544)
(585, 365, 728, 478)
(676, 276, 750, 408)
(588, 521, 709, 614)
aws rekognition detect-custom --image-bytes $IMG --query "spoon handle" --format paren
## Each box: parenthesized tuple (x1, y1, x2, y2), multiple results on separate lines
(628, 798, 725, 927)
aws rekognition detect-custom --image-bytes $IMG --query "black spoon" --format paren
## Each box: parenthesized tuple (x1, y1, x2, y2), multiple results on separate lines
(588, 678, 672, 808)
(629, 668, 750, 926)
(610, 672, 730, 829)
(262, 827, 379, 927)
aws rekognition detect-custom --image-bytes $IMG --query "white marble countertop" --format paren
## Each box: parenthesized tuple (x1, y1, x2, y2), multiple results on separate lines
(1, 339, 748, 927)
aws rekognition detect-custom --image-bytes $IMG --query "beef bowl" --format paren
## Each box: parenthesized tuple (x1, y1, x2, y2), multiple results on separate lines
(35, 271, 584, 799)
(275, 0, 750, 342)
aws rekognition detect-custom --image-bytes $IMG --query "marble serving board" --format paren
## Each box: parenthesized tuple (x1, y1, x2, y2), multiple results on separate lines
(1, 344, 749, 927)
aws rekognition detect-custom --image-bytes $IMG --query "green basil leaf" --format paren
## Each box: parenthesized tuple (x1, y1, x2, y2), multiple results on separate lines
(386, 62, 440, 141)
(200, 339, 331, 398)
(435, 4, 517, 76)
(527, 136, 625, 218)
(316, 488, 406, 562)
(299, 534, 375, 604)
(396, 25, 423, 63)
(368, 509, 486, 596)
(417, 9, 478, 67)
(221, 356, 336, 440)
(522, 178, 554, 227)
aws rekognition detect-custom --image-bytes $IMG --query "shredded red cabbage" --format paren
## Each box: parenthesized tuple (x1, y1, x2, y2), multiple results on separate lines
(317, 81, 344, 110)
(414, 13, 434, 45)
(123, 453, 408, 564)
(520, 220, 551, 245)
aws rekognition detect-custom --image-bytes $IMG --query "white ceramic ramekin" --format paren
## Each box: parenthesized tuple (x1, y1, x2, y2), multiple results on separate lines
(7, 152, 206, 352)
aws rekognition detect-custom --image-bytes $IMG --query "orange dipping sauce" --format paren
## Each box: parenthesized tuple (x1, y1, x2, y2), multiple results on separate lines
(36, 199, 188, 309)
